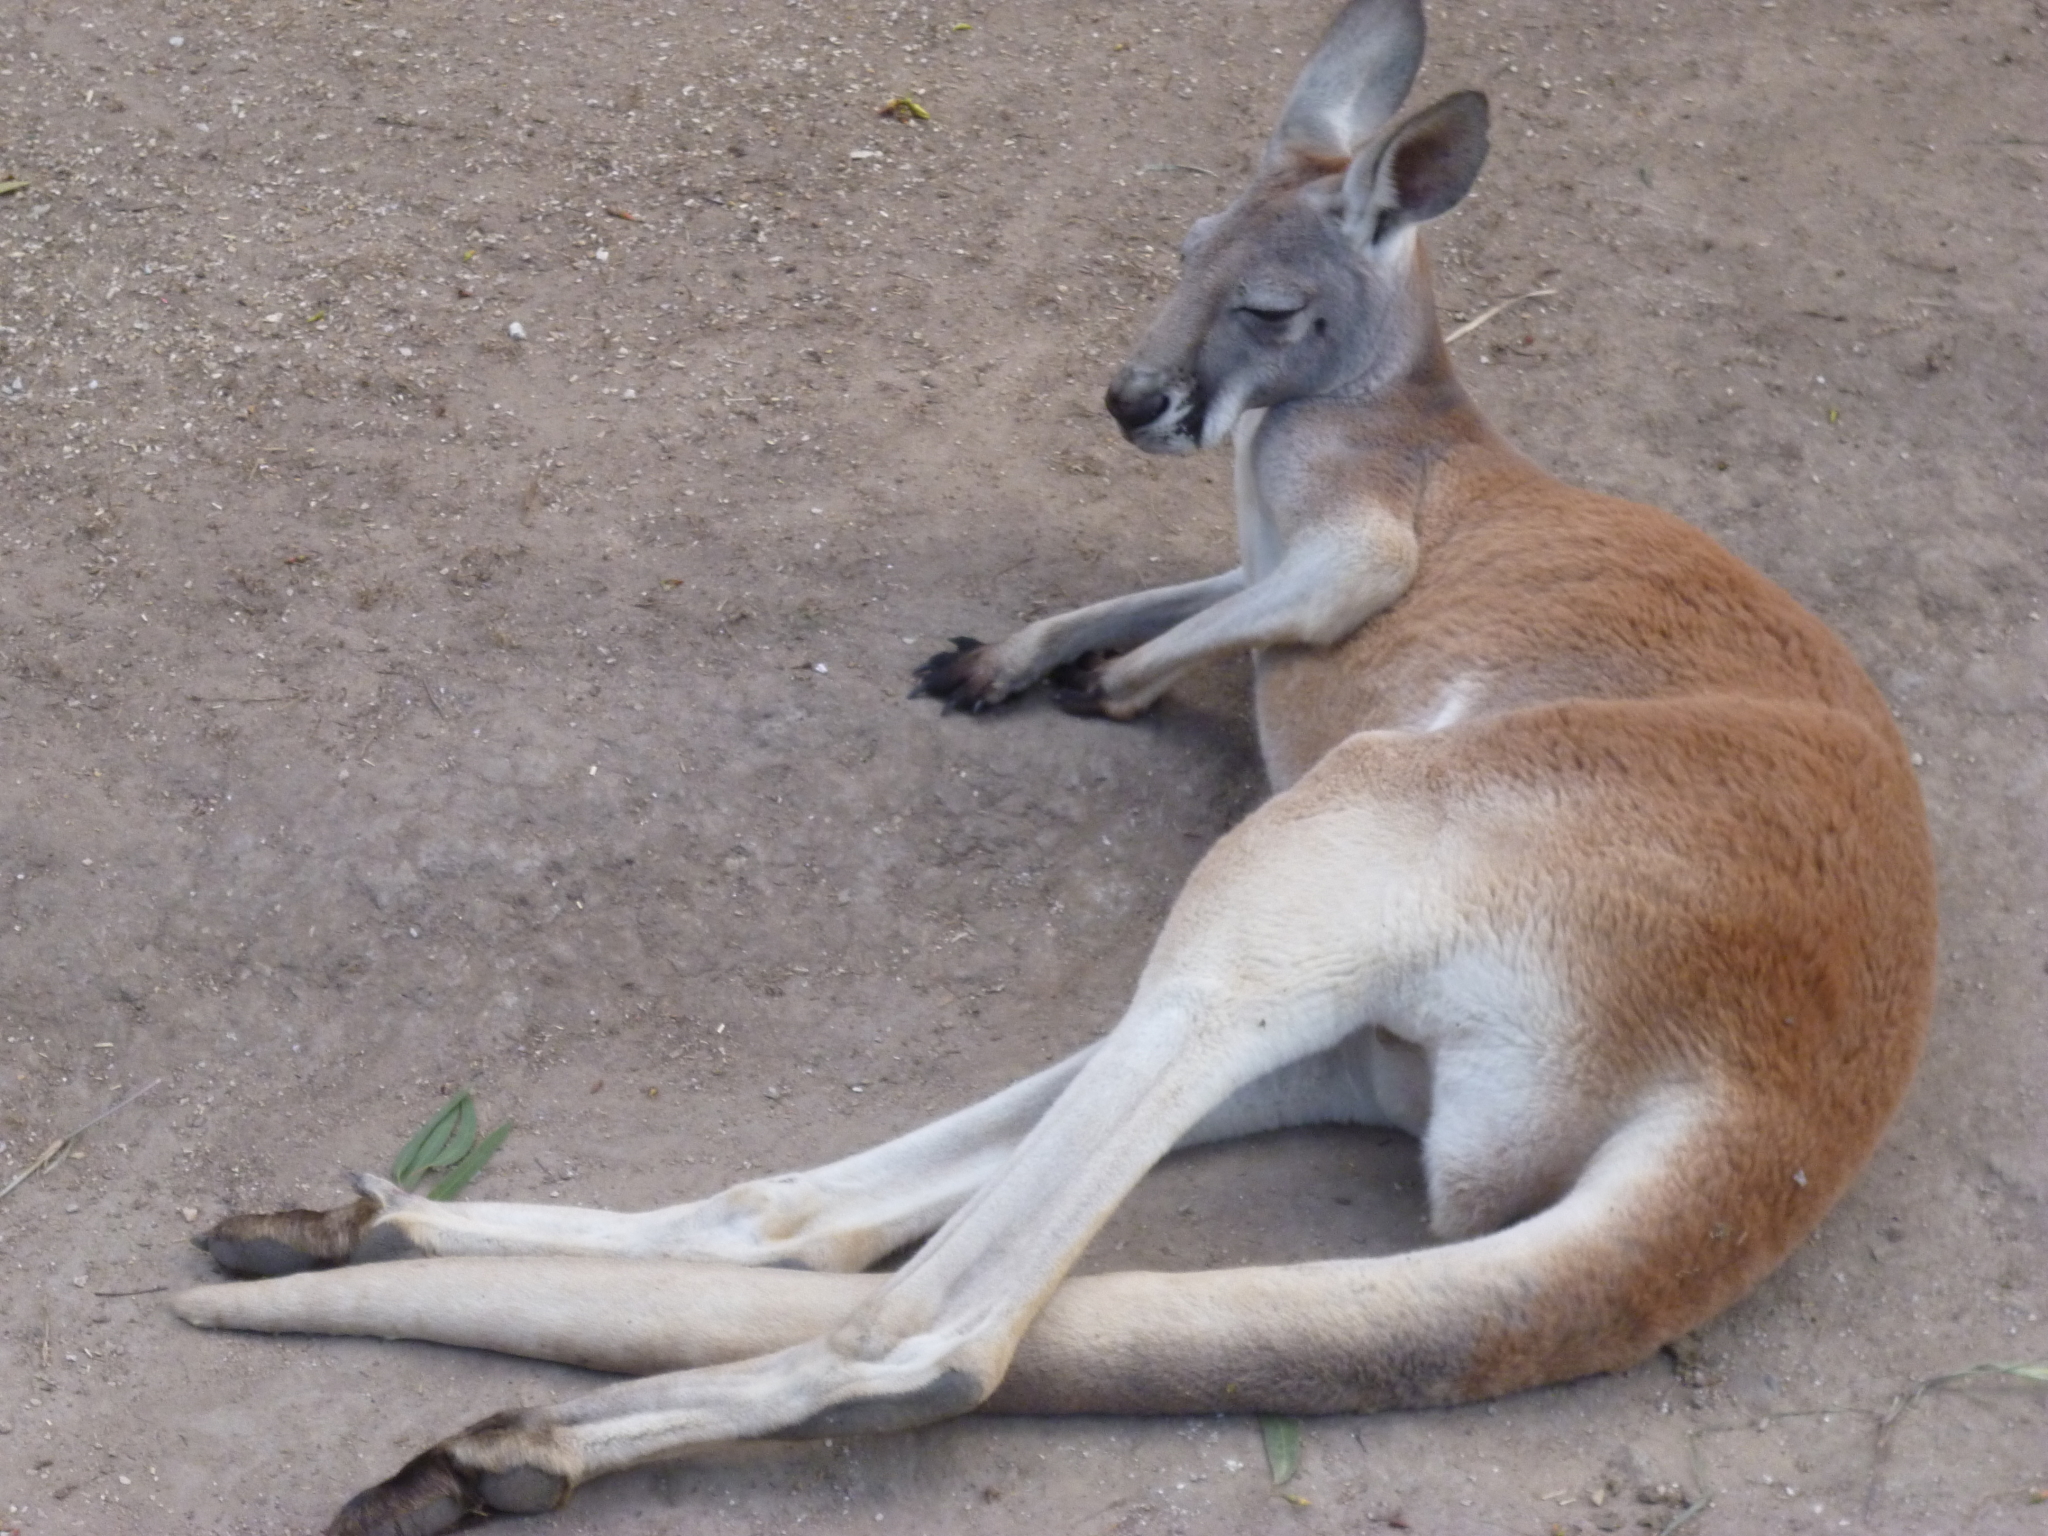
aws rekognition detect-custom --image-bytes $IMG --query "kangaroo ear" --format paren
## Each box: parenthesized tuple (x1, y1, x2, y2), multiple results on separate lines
(1341, 91, 1490, 250)
(1264, 0, 1426, 168)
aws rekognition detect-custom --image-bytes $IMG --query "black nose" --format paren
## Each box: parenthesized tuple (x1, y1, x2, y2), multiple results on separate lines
(1105, 380, 1171, 433)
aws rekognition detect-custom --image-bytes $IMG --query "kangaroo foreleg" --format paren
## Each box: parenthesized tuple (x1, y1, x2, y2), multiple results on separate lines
(913, 568, 1246, 712)
(1067, 515, 1419, 719)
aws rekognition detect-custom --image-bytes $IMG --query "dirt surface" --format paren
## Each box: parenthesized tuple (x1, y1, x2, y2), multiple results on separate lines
(2, 0, 2044, 1531)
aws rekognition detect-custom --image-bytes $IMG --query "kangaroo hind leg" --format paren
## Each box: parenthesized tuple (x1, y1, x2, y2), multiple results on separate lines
(194, 1006, 1414, 1285)
(194, 1050, 1098, 1278)
(311, 773, 1462, 1533)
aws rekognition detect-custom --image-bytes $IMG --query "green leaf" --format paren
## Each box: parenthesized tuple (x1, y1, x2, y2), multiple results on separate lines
(447, 1093, 478, 1168)
(391, 1097, 457, 1186)
(1259, 1415, 1302, 1485)
(417, 1093, 474, 1175)
(429, 1119, 513, 1200)
(393, 1093, 472, 1188)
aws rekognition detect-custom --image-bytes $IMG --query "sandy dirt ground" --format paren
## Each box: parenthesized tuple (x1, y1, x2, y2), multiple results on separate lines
(1, 0, 2044, 1531)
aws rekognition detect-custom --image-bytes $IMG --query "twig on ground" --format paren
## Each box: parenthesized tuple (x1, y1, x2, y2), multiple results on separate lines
(376, 665, 447, 719)
(0, 1078, 162, 1204)
(1443, 286, 1559, 345)
(1656, 1431, 1717, 1535)
(1673, 1358, 2048, 1527)
(1868, 1361, 2048, 1518)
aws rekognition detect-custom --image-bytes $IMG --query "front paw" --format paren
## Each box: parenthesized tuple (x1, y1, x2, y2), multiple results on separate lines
(912, 637, 1011, 714)
(1048, 654, 1152, 720)
(1046, 656, 1110, 717)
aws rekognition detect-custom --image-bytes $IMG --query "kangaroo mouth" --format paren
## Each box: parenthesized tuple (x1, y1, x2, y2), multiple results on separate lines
(1130, 420, 1202, 456)
(1118, 386, 1206, 456)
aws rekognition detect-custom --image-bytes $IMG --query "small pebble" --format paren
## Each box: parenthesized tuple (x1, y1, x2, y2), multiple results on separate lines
(507, 321, 528, 340)
(180, 1207, 198, 1222)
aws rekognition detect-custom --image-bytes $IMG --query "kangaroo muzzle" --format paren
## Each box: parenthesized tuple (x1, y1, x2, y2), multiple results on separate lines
(1104, 368, 1201, 454)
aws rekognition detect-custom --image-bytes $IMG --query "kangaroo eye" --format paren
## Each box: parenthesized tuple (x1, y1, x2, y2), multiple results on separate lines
(1243, 306, 1304, 326)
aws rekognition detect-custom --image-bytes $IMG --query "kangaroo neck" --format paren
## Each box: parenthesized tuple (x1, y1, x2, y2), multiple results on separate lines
(1269, 339, 1494, 461)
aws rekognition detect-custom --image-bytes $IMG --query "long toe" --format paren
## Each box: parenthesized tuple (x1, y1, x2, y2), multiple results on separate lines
(195, 1196, 380, 1276)
(326, 1449, 476, 1536)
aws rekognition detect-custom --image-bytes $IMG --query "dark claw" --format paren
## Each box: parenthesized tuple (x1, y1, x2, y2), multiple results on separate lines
(910, 636, 999, 713)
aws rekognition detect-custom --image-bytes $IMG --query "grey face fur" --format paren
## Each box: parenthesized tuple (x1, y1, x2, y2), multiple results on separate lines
(1105, 177, 1417, 454)
(1103, 0, 1486, 454)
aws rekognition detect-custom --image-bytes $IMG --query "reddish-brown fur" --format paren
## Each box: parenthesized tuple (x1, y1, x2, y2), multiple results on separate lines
(172, 4, 1936, 1528)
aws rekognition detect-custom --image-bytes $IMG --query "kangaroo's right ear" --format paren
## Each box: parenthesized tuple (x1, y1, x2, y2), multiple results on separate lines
(1263, 0, 1426, 169)
(1340, 90, 1490, 251)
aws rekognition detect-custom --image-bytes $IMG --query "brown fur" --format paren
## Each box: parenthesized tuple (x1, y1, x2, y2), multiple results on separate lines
(173, 4, 1935, 1529)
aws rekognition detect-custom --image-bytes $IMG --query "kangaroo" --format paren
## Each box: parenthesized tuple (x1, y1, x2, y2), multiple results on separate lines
(173, 3, 1937, 1532)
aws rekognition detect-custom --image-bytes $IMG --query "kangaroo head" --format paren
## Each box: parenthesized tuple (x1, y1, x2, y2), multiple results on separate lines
(1106, 0, 1488, 454)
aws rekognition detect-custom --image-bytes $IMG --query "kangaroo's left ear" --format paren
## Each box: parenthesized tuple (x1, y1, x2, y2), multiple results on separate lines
(1341, 91, 1490, 251)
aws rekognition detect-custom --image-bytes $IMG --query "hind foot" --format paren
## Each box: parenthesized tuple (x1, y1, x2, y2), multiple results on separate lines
(327, 1413, 575, 1536)
(195, 1173, 426, 1277)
